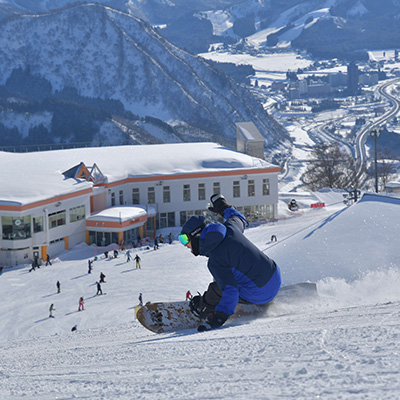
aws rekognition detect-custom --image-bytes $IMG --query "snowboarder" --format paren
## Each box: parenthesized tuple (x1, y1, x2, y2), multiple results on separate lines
(49, 303, 55, 318)
(134, 254, 141, 269)
(138, 293, 143, 306)
(46, 254, 52, 266)
(104, 251, 109, 259)
(186, 290, 192, 301)
(96, 281, 103, 296)
(78, 297, 84, 311)
(100, 272, 106, 283)
(179, 194, 281, 332)
(56, 280, 60, 293)
(126, 250, 131, 262)
(154, 237, 159, 250)
(168, 233, 173, 244)
(88, 259, 92, 274)
(113, 249, 118, 258)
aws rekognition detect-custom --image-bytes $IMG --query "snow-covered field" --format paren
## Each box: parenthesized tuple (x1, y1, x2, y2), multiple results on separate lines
(1, 191, 400, 399)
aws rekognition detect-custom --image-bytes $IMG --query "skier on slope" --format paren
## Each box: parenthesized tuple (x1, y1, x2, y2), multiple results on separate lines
(179, 194, 281, 332)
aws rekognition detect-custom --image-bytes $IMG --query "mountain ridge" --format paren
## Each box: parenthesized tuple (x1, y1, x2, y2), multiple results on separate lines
(0, 3, 288, 149)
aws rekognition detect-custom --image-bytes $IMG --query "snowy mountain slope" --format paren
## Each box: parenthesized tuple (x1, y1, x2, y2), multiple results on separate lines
(0, 3, 287, 145)
(1, 192, 400, 399)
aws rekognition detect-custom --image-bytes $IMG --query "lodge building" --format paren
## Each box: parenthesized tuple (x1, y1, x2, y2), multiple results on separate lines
(0, 142, 280, 266)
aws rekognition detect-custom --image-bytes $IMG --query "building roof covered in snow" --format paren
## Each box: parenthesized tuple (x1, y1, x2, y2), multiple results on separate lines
(0, 142, 278, 207)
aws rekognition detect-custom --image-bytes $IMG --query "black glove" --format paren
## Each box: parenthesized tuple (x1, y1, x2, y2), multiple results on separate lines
(198, 310, 229, 332)
(208, 194, 231, 216)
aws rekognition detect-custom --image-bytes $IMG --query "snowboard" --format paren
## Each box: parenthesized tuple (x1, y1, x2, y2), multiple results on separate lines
(136, 282, 317, 333)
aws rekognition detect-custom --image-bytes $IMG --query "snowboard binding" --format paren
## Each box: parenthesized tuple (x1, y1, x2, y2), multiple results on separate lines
(189, 293, 215, 320)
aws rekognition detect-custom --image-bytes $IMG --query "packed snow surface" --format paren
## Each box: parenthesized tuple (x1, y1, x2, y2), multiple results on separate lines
(1, 192, 400, 399)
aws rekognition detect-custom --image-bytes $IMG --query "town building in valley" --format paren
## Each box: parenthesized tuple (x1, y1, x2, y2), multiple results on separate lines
(0, 143, 280, 266)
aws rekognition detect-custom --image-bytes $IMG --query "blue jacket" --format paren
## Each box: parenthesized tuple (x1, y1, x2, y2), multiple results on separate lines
(199, 208, 281, 315)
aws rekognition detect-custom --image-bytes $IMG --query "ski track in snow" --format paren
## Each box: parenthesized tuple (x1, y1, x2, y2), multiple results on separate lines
(1, 195, 400, 399)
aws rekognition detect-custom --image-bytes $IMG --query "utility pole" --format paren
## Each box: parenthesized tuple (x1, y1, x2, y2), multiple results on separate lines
(370, 127, 381, 193)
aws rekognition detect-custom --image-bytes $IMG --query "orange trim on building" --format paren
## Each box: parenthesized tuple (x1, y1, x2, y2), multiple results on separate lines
(41, 245, 47, 262)
(0, 188, 93, 212)
(97, 167, 281, 189)
(86, 215, 147, 229)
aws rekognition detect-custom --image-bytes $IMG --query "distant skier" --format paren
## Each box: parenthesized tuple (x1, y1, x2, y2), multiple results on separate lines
(154, 237, 159, 250)
(100, 272, 106, 283)
(88, 259, 92, 274)
(78, 297, 84, 311)
(71, 325, 78, 332)
(134, 254, 141, 269)
(186, 290, 192, 301)
(46, 254, 52, 266)
(168, 233, 173, 244)
(56, 280, 61, 293)
(96, 281, 103, 296)
(138, 293, 143, 307)
(49, 303, 55, 318)
(126, 250, 131, 262)
(113, 249, 118, 258)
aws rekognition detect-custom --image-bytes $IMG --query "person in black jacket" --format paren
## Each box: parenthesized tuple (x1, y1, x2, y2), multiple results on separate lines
(179, 194, 281, 332)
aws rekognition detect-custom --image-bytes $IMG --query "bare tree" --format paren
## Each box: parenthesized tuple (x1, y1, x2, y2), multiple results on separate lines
(377, 149, 397, 189)
(303, 142, 359, 190)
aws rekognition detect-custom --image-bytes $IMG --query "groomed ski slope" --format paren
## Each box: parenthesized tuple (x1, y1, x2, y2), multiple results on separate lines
(1, 192, 400, 399)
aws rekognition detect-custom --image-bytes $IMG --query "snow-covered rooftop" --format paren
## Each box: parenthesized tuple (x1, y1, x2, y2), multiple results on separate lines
(0, 143, 276, 207)
(87, 206, 148, 222)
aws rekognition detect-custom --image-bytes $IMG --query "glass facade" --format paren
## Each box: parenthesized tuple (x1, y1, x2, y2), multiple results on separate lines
(198, 183, 206, 201)
(148, 187, 155, 204)
(158, 212, 175, 229)
(237, 204, 274, 222)
(70, 205, 85, 223)
(233, 180, 240, 198)
(33, 216, 44, 233)
(163, 186, 170, 203)
(248, 180, 255, 197)
(263, 178, 270, 195)
(2, 215, 31, 240)
(132, 188, 140, 204)
(88, 231, 119, 247)
(48, 210, 66, 229)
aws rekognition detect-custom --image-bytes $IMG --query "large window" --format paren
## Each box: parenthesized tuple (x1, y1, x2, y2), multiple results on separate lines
(88, 231, 118, 246)
(163, 186, 171, 203)
(148, 187, 155, 204)
(2, 215, 31, 240)
(48, 210, 66, 229)
(111, 192, 116, 206)
(158, 212, 175, 229)
(213, 182, 220, 195)
(119, 190, 124, 205)
(183, 184, 191, 201)
(198, 183, 206, 201)
(262, 178, 270, 195)
(248, 180, 255, 197)
(33, 216, 43, 233)
(233, 181, 240, 198)
(70, 205, 86, 223)
(132, 188, 140, 204)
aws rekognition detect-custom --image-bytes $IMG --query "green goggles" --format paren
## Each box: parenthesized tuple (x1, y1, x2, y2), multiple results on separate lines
(178, 233, 190, 245)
